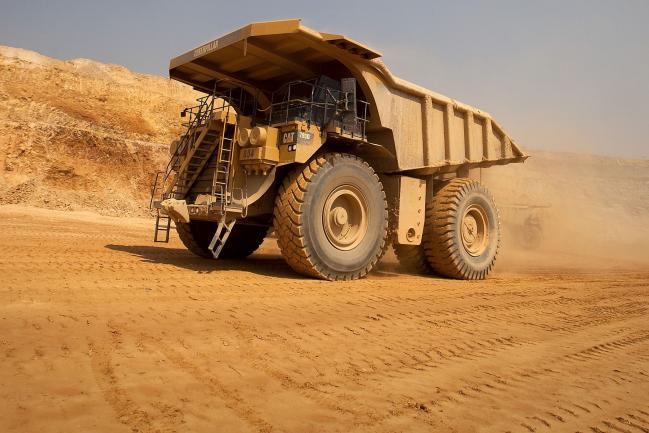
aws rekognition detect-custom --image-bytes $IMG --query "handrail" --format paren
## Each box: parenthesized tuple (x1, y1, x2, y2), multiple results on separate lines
(150, 79, 371, 211)
(266, 79, 370, 139)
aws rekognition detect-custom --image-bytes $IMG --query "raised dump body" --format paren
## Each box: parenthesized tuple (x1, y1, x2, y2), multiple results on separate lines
(151, 19, 528, 281)
(168, 19, 526, 173)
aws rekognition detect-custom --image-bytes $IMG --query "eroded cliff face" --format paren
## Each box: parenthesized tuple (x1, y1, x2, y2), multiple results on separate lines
(0, 46, 200, 216)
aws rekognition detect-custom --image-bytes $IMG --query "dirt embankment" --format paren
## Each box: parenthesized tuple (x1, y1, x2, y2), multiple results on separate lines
(0, 46, 199, 216)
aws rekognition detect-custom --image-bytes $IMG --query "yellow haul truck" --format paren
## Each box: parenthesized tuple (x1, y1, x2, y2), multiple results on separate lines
(150, 19, 527, 280)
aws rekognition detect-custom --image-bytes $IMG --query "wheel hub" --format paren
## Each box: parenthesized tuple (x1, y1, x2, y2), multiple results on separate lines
(332, 207, 348, 226)
(461, 204, 489, 256)
(323, 185, 368, 251)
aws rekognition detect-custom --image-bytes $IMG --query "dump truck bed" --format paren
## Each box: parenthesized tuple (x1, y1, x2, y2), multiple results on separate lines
(169, 19, 527, 173)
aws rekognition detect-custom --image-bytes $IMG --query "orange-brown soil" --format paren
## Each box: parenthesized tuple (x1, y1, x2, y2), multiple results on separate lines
(1, 46, 649, 433)
(1, 205, 648, 433)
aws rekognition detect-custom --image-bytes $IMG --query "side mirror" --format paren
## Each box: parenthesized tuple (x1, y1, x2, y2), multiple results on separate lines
(180, 109, 187, 118)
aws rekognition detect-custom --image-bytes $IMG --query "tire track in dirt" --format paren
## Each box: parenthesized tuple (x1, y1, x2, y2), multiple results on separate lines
(89, 322, 260, 433)
(408, 328, 649, 431)
(212, 290, 646, 393)
(521, 403, 649, 433)
(149, 276, 649, 426)
(137, 334, 274, 433)
(88, 323, 158, 433)
(190, 315, 532, 426)
(208, 318, 388, 426)
(4, 207, 649, 433)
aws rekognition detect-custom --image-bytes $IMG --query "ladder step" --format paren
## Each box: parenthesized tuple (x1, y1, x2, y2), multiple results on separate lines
(208, 219, 236, 259)
(153, 212, 172, 243)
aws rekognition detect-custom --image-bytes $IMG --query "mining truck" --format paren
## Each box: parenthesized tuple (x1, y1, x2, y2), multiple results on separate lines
(150, 19, 528, 280)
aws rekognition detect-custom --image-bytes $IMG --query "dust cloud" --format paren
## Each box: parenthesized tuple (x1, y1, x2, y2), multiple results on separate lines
(482, 150, 649, 273)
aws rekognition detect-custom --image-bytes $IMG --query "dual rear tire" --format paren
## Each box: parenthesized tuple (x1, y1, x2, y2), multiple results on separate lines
(421, 178, 500, 279)
(394, 178, 500, 279)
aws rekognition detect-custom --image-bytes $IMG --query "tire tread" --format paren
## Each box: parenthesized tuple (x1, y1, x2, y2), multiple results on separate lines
(423, 178, 500, 280)
(273, 153, 388, 281)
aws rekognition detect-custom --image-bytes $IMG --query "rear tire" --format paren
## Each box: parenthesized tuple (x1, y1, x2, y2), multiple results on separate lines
(273, 153, 388, 280)
(176, 221, 267, 259)
(423, 178, 500, 279)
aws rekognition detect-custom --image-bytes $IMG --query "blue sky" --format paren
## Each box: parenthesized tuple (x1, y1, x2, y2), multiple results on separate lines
(2, 0, 648, 157)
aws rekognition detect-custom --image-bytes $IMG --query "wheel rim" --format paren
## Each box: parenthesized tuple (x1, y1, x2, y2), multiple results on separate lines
(322, 185, 368, 251)
(461, 204, 489, 257)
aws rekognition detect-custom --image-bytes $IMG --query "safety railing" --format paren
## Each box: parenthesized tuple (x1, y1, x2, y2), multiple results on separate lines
(150, 85, 240, 207)
(267, 80, 370, 140)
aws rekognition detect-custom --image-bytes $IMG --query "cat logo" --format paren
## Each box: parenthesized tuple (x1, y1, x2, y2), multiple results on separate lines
(281, 130, 314, 147)
(282, 131, 296, 144)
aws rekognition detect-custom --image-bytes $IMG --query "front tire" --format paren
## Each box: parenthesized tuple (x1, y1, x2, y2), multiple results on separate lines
(423, 178, 500, 279)
(273, 153, 388, 281)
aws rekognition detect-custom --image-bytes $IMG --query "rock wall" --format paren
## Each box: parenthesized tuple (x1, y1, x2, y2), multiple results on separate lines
(0, 46, 200, 216)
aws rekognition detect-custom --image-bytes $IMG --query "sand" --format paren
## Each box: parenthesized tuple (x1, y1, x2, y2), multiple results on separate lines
(1, 45, 649, 433)
(1, 205, 648, 433)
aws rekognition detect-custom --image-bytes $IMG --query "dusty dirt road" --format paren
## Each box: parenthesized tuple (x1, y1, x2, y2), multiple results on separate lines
(1, 205, 648, 433)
